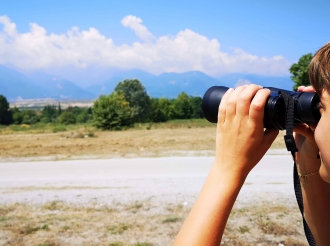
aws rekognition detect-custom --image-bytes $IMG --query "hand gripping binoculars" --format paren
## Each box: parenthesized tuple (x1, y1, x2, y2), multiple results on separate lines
(202, 86, 320, 130)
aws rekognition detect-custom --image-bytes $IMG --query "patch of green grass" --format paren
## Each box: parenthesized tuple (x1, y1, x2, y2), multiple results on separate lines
(60, 225, 70, 231)
(21, 224, 49, 235)
(9, 124, 30, 132)
(2, 122, 97, 134)
(133, 118, 212, 130)
(108, 223, 132, 234)
(135, 243, 153, 246)
(53, 125, 67, 133)
(127, 201, 143, 211)
(108, 242, 124, 246)
(162, 216, 181, 223)
(41, 201, 64, 211)
(238, 225, 250, 234)
(256, 219, 296, 236)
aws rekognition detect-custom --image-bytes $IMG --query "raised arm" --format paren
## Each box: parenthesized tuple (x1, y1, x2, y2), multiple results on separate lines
(173, 84, 278, 246)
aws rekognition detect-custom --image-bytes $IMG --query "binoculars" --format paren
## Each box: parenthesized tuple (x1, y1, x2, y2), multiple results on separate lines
(202, 86, 321, 130)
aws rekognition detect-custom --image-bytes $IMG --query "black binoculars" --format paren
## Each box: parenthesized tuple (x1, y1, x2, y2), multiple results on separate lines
(202, 86, 321, 130)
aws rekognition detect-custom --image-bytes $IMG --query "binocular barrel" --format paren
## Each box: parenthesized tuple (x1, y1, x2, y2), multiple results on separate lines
(202, 86, 321, 130)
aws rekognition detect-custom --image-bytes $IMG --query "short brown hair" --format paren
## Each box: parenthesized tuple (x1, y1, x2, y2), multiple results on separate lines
(309, 42, 330, 95)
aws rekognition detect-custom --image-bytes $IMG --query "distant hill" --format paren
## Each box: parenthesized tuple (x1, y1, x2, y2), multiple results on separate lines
(147, 71, 221, 98)
(217, 74, 294, 91)
(0, 65, 294, 101)
(0, 66, 94, 101)
(0, 65, 45, 101)
(86, 70, 221, 98)
(87, 70, 294, 98)
(26, 71, 95, 100)
(86, 69, 156, 97)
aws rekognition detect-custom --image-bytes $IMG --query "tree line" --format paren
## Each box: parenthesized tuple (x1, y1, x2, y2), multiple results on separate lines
(0, 79, 203, 130)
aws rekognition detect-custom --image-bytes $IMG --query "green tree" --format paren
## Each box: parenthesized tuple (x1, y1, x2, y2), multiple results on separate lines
(190, 96, 203, 118)
(76, 108, 92, 123)
(0, 95, 13, 125)
(289, 53, 313, 90)
(21, 110, 39, 124)
(58, 103, 62, 116)
(92, 91, 133, 130)
(150, 98, 167, 123)
(158, 98, 175, 120)
(173, 92, 193, 119)
(59, 111, 76, 125)
(41, 105, 58, 123)
(115, 79, 152, 123)
(12, 107, 22, 124)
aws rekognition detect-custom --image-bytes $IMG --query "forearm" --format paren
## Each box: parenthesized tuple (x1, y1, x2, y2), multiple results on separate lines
(298, 161, 330, 245)
(173, 164, 246, 246)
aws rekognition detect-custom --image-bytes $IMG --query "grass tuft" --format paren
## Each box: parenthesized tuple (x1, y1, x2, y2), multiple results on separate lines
(108, 242, 124, 246)
(238, 225, 250, 234)
(41, 201, 64, 211)
(162, 216, 181, 223)
(108, 223, 132, 234)
(135, 243, 153, 246)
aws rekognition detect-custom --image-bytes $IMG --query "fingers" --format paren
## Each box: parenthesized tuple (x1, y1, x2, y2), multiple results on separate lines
(236, 84, 263, 116)
(218, 88, 234, 123)
(297, 86, 316, 92)
(225, 86, 247, 120)
(248, 88, 271, 124)
(218, 84, 268, 124)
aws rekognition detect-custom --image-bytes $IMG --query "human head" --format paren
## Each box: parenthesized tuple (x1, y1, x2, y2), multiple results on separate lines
(309, 42, 330, 182)
(309, 42, 330, 95)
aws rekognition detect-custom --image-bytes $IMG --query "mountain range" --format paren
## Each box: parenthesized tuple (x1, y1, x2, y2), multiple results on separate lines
(0, 65, 294, 101)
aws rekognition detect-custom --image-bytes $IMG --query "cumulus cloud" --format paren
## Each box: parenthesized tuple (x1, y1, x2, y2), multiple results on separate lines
(0, 15, 291, 76)
(121, 15, 155, 43)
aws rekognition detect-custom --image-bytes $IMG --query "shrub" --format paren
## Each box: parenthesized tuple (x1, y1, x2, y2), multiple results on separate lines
(59, 111, 76, 125)
(93, 92, 133, 130)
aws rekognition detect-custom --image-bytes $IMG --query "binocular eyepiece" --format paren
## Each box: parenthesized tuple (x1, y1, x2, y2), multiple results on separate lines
(202, 86, 321, 130)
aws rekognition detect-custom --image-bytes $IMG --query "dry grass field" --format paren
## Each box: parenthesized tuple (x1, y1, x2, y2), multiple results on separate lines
(0, 200, 307, 246)
(0, 121, 286, 161)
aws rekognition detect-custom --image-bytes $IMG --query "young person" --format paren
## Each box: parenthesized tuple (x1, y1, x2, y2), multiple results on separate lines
(173, 42, 330, 246)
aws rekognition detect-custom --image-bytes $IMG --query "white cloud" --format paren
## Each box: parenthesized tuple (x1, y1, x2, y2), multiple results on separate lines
(0, 15, 291, 77)
(121, 15, 155, 43)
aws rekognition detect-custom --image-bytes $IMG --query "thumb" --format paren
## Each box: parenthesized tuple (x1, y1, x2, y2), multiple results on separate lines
(294, 124, 316, 143)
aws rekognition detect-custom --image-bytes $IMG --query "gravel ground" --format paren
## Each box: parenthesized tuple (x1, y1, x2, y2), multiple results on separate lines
(0, 150, 296, 207)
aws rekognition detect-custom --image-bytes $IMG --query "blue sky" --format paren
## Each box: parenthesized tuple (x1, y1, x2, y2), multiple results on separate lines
(1, 0, 330, 80)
